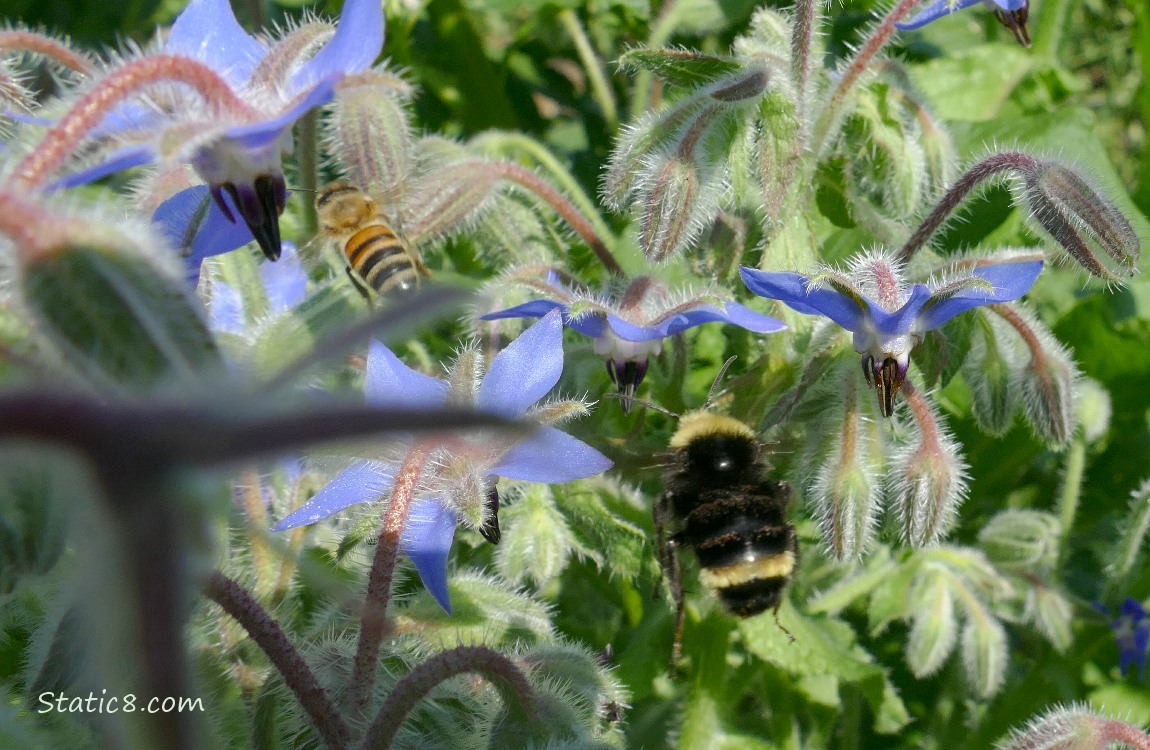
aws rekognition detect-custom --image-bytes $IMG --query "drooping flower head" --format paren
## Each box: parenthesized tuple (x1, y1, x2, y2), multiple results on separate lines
(273, 311, 612, 612)
(896, 0, 1031, 47)
(740, 252, 1043, 417)
(47, 0, 383, 263)
(1094, 598, 1150, 680)
(481, 270, 785, 411)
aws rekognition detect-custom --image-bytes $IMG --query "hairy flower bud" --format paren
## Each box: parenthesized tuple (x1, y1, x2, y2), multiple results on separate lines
(495, 484, 574, 588)
(1026, 585, 1073, 652)
(472, 192, 564, 264)
(637, 148, 723, 262)
(0, 458, 71, 592)
(906, 566, 957, 676)
(804, 370, 883, 559)
(1107, 478, 1150, 581)
(405, 160, 501, 242)
(841, 84, 928, 243)
(1022, 161, 1140, 281)
(1075, 377, 1111, 445)
(964, 311, 1021, 436)
(709, 67, 771, 102)
(999, 704, 1150, 750)
(889, 386, 968, 546)
(978, 510, 1061, 573)
(23, 243, 221, 388)
(757, 91, 800, 222)
(961, 606, 1007, 698)
(993, 304, 1078, 447)
(327, 72, 415, 208)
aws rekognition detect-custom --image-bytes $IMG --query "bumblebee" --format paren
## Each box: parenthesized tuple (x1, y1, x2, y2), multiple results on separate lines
(315, 181, 429, 300)
(653, 369, 797, 661)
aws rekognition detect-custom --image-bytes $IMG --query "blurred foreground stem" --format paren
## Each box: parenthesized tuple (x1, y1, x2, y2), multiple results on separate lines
(350, 443, 433, 714)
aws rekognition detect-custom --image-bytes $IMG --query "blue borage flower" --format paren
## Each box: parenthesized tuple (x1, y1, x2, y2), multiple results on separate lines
(1094, 598, 1150, 680)
(153, 184, 260, 283)
(58, 0, 383, 263)
(208, 241, 307, 335)
(273, 311, 612, 612)
(740, 252, 1043, 417)
(896, 0, 1031, 47)
(481, 272, 785, 410)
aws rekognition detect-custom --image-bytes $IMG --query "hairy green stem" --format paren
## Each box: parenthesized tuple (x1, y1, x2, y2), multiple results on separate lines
(349, 444, 432, 714)
(810, 0, 923, 154)
(557, 9, 618, 130)
(471, 132, 619, 263)
(790, 0, 818, 133)
(488, 161, 624, 275)
(899, 151, 1041, 263)
(296, 110, 320, 238)
(1031, 0, 1071, 59)
(203, 571, 350, 749)
(0, 30, 93, 74)
(358, 646, 537, 749)
(1056, 435, 1086, 557)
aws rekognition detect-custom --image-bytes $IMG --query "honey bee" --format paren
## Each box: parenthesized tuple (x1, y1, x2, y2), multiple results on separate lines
(315, 182, 429, 300)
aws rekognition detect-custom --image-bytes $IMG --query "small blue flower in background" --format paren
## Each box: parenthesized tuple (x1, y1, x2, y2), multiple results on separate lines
(1094, 598, 1149, 680)
(740, 252, 1043, 417)
(896, 0, 1031, 47)
(274, 310, 612, 612)
(59, 0, 383, 262)
(207, 241, 307, 334)
(482, 272, 785, 411)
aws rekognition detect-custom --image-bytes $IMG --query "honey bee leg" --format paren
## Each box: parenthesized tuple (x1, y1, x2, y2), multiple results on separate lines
(345, 265, 374, 306)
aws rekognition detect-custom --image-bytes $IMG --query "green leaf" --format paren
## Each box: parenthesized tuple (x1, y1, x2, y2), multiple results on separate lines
(908, 44, 1033, 122)
(553, 478, 647, 581)
(617, 48, 742, 89)
(872, 678, 911, 735)
(741, 600, 879, 683)
(867, 554, 918, 635)
(741, 602, 906, 734)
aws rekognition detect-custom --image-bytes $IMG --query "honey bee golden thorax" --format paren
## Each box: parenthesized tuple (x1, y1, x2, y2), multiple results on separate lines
(316, 182, 381, 236)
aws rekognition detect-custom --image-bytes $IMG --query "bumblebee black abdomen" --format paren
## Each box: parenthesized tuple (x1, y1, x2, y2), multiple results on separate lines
(660, 411, 797, 623)
(346, 224, 420, 298)
(676, 481, 796, 618)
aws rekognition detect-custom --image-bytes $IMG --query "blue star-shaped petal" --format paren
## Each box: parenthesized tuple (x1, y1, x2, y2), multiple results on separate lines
(896, 0, 1031, 47)
(482, 273, 784, 410)
(59, 0, 383, 263)
(740, 253, 1042, 416)
(274, 311, 612, 612)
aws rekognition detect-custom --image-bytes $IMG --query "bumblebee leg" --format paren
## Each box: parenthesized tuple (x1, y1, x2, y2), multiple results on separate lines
(655, 494, 685, 671)
(772, 602, 795, 644)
